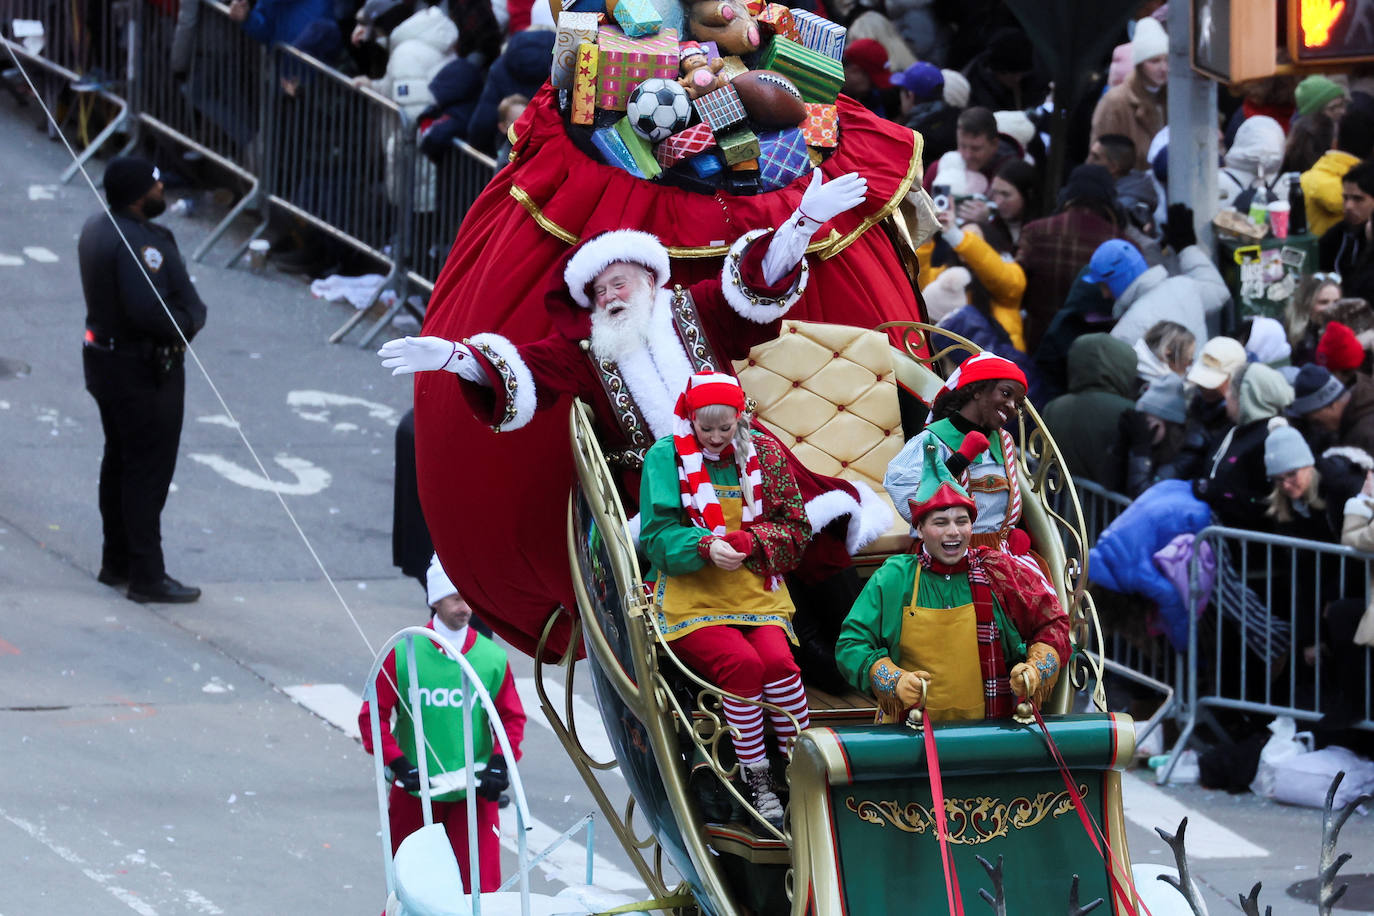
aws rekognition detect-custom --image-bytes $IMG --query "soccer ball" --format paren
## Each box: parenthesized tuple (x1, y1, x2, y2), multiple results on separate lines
(627, 79, 692, 142)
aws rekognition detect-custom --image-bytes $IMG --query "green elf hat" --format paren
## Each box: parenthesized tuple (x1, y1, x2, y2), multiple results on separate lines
(908, 439, 979, 525)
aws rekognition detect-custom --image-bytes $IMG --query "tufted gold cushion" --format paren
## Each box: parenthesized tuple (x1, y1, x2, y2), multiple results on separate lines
(735, 321, 912, 555)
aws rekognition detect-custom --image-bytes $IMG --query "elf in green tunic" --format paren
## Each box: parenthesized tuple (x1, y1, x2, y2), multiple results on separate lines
(837, 441, 1071, 723)
(640, 372, 813, 829)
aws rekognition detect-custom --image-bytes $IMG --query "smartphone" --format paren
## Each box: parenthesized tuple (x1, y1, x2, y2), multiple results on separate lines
(931, 183, 952, 218)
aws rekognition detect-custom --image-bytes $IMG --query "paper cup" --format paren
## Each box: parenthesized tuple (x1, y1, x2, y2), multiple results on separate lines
(1268, 200, 1290, 239)
(248, 238, 270, 272)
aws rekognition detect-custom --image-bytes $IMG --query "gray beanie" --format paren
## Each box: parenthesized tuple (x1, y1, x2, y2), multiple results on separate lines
(1136, 375, 1187, 424)
(1264, 418, 1315, 477)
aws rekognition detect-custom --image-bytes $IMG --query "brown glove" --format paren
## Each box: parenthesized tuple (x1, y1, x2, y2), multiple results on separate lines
(1009, 643, 1060, 708)
(869, 657, 931, 719)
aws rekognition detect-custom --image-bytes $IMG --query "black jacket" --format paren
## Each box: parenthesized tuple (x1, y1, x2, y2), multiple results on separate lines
(78, 209, 207, 345)
(464, 29, 554, 155)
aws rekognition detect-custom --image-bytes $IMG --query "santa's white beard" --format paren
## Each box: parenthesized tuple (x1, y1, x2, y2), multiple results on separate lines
(589, 288, 655, 362)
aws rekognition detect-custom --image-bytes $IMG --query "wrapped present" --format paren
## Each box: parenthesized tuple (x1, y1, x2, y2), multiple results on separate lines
(614, 115, 663, 179)
(687, 151, 724, 178)
(693, 84, 748, 132)
(592, 125, 645, 178)
(757, 4, 798, 41)
(559, 0, 607, 11)
(725, 171, 762, 194)
(655, 122, 717, 168)
(729, 158, 759, 171)
(597, 25, 679, 111)
(744, 0, 766, 14)
(717, 126, 760, 165)
(571, 41, 599, 125)
(791, 9, 846, 61)
(759, 36, 843, 103)
(808, 147, 823, 166)
(553, 12, 600, 90)
(611, 0, 662, 37)
(719, 55, 748, 80)
(699, 40, 720, 62)
(799, 102, 837, 147)
(757, 126, 809, 190)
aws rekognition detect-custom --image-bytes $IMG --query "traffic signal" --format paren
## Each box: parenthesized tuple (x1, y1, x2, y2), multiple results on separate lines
(1288, 0, 1374, 65)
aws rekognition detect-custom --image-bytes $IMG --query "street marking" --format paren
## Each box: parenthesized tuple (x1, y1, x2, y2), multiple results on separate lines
(500, 815, 643, 893)
(284, 684, 362, 739)
(286, 390, 401, 427)
(196, 414, 240, 429)
(0, 254, 22, 267)
(514, 677, 619, 775)
(187, 452, 331, 495)
(1121, 771, 1268, 858)
(28, 184, 56, 200)
(23, 246, 57, 262)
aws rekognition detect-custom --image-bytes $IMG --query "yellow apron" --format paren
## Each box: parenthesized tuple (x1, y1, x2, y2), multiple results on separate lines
(890, 564, 985, 723)
(655, 484, 796, 643)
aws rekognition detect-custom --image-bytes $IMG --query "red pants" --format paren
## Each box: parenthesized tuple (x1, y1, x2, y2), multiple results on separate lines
(388, 785, 502, 893)
(670, 624, 799, 697)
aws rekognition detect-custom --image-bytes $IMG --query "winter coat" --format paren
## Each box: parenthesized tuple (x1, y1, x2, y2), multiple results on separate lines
(1090, 71, 1167, 172)
(375, 7, 459, 120)
(902, 100, 959, 163)
(238, 0, 333, 47)
(419, 57, 484, 158)
(1217, 115, 1289, 210)
(1195, 364, 1295, 529)
(1108, 244, 1231, 349)
(1017, 207, 1123, 352)
(1301, 150, 1361, 238)
(1031, 271, 1116, 404)
(919, 229, 1027, 350)
(1319, 219, 1367, 276)
(465, 29, 555, 155)
(932, 305, 1042, 404)
(884, 0, 949, 66)
(1338, 375, 1374, 456)
(1040, 334, 1139, 489)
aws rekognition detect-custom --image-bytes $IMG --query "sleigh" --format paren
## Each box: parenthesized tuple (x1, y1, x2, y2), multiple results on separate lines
(537, 320, 1146, 915)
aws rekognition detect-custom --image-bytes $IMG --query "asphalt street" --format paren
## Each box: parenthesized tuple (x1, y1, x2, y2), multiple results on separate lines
(0, 87, 1371, 915)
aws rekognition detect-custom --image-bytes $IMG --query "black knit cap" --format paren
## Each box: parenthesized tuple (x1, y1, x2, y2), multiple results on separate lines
(1057, 164, 1118, 210)
(103, 156, 160, 210)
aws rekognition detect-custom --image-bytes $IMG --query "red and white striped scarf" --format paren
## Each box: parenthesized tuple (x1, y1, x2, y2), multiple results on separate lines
(673, 413, 763, 536)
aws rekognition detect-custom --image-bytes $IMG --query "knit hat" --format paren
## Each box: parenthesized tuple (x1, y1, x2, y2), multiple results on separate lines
(426, 553, 458, 607)
(923, 266, 971, 323)
(1186, 336, 1247, 390)
(1295, 75, 1345, 117)
(1288, 364, 1347, 416)
(906, 437, 978, 525)
(1264, 417, 1315, 477)
(987, 27, 1033, 74)
(940, 69, 971, 108)
(1082, 239, 1148, 298)
(103, 156, 161, 210)
(1058, 163, 1118, 211)
(1136, 375, 1187, 424)
(1316, 321, 1366, 372)
(892, 61, 943, 100)
(563, 229, 672, 308)
(843, 39, 891, 89)
(1130, 17, 1169, 66)
(994, 110, 1036, 148)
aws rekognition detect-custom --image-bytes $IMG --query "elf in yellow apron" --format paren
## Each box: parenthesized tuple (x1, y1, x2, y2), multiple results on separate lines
(640, 372, 813, 828)
(837, 439, 1070, 723)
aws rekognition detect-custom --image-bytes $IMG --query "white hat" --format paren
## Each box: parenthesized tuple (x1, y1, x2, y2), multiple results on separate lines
(1186, 336, 1247, 390)
(1131, 17, 1169, 66)
(923, 266, 971, 323)
(940, 69, 970, 108)
(563, 229, 672, 309)
(994, 110, 1036, 148)
(426, 553, 458, 607)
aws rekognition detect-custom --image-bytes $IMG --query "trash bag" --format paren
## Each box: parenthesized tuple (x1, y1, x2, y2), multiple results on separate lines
(1248, 716, 1314, 798)
(1272, 746, 1374, 809)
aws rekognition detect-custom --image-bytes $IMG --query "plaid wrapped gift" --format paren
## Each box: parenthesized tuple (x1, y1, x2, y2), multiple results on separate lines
(614, 115, 663, 179)
(611, 0, 662, 38)
(757, 4, 798, 41)
(759, 36, 842, 103)
(655, 122, 717, 168)
(799, 102, 837, 147)
(757, 127, 809, 190)
(571, 41, 599, 125)
(693, 84, 748, 132)
(592, 125, 646, 178)
(597, 25, 679, 111)
(553, 12, 600, 90)
(717, 126, 760, 165)
(791, 9, 846, 61)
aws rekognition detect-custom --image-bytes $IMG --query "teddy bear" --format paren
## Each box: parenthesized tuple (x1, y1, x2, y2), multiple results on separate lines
(677, 42, 729, 99)
(686, 0, 761, 56)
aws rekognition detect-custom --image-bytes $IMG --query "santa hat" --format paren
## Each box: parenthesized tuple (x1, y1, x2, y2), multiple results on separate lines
(674, 371, 746, 417)
(907, 438, 978, 525)
(1317, 321, 1365, 373)
(426, 553, 458, 607)
(927, 351, 1028, 424)
(563, 229, 672, 309)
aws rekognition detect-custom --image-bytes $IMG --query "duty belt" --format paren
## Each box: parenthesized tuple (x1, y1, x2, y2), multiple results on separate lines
(604, 447, 647, 469)
(84, 329, 186, 359)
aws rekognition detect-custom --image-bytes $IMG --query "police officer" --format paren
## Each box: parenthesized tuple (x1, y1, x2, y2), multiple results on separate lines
(79, 156, 207, 603)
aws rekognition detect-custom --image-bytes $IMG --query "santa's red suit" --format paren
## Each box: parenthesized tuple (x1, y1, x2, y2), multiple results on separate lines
(415, 87, 926, 660)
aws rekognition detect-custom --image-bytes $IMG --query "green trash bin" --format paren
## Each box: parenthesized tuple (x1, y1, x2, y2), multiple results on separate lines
(1216, 232, 1320, 321)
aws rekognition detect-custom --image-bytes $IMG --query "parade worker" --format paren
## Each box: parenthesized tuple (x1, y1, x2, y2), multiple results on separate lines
(837, 444, 1071, 723)
(640, 373, 812, 829)
(359, 555, 526, 892)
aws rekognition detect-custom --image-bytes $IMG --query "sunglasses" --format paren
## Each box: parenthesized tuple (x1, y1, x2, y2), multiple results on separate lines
(1312, 272, 1342, 284)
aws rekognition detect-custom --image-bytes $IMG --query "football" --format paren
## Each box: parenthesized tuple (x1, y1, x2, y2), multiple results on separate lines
(627, 79, 693, 142)
(732, 70, 806, 129)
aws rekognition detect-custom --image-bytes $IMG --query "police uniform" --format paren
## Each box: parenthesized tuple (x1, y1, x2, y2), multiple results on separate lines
(79, 157, 207, 599)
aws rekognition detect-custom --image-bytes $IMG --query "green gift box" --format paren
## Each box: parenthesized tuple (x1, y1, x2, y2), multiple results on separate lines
(716, 126, 760, 166)
(614, 116, 663, 179)
(759, 35, 843, 103)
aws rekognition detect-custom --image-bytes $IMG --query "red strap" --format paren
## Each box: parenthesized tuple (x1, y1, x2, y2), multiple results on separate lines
(1031, 706, 1148, 916)
(923, 720, 966, 916)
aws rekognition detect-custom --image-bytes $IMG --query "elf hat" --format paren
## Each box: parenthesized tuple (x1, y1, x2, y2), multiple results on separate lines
(564, 229, 672, 309)
(426, 553, 459, 607)
(674, 372, 746, 418)
(929, 351, 1028, 417)
(907, 440, 978, 525)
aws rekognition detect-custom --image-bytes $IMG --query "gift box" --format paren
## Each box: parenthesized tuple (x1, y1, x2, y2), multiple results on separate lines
(559, 0, 607, 11)
(791, 9, 846, 61)
(744, 0, 766, 14)
(597, 25, 680, 111)
(687, 151, 724, 178)
(693, 84, 748, 132)
(717, 126, 760, 165)
(699, 40, 720, 62)
(759, 36, 843, 103)
(571, 41, 599, 125)
(757, 127, 809, 190)
(612, 0, 662, 38)
(615, 115, 663, 179)
(553, 12, 600, 90)
(808, 147, 823, 166)
(655, 122, 717, 168)
(718, 55, 748, 80)
(592, 125, 646, 178)
(799, 102, 837, 148)
(757, 4, 798, 41)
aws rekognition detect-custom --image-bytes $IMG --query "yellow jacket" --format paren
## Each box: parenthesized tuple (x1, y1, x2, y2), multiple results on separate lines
(1301, 150, 1360, 238)
(918, 231, 1028, 351)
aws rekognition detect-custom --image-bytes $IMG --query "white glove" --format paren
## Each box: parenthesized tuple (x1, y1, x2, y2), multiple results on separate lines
(798, 169, 867, 227)
(378, 336, 479, 380)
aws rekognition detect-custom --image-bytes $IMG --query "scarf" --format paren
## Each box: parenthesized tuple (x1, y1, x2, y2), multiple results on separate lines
(918, 548, 1015, 718)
